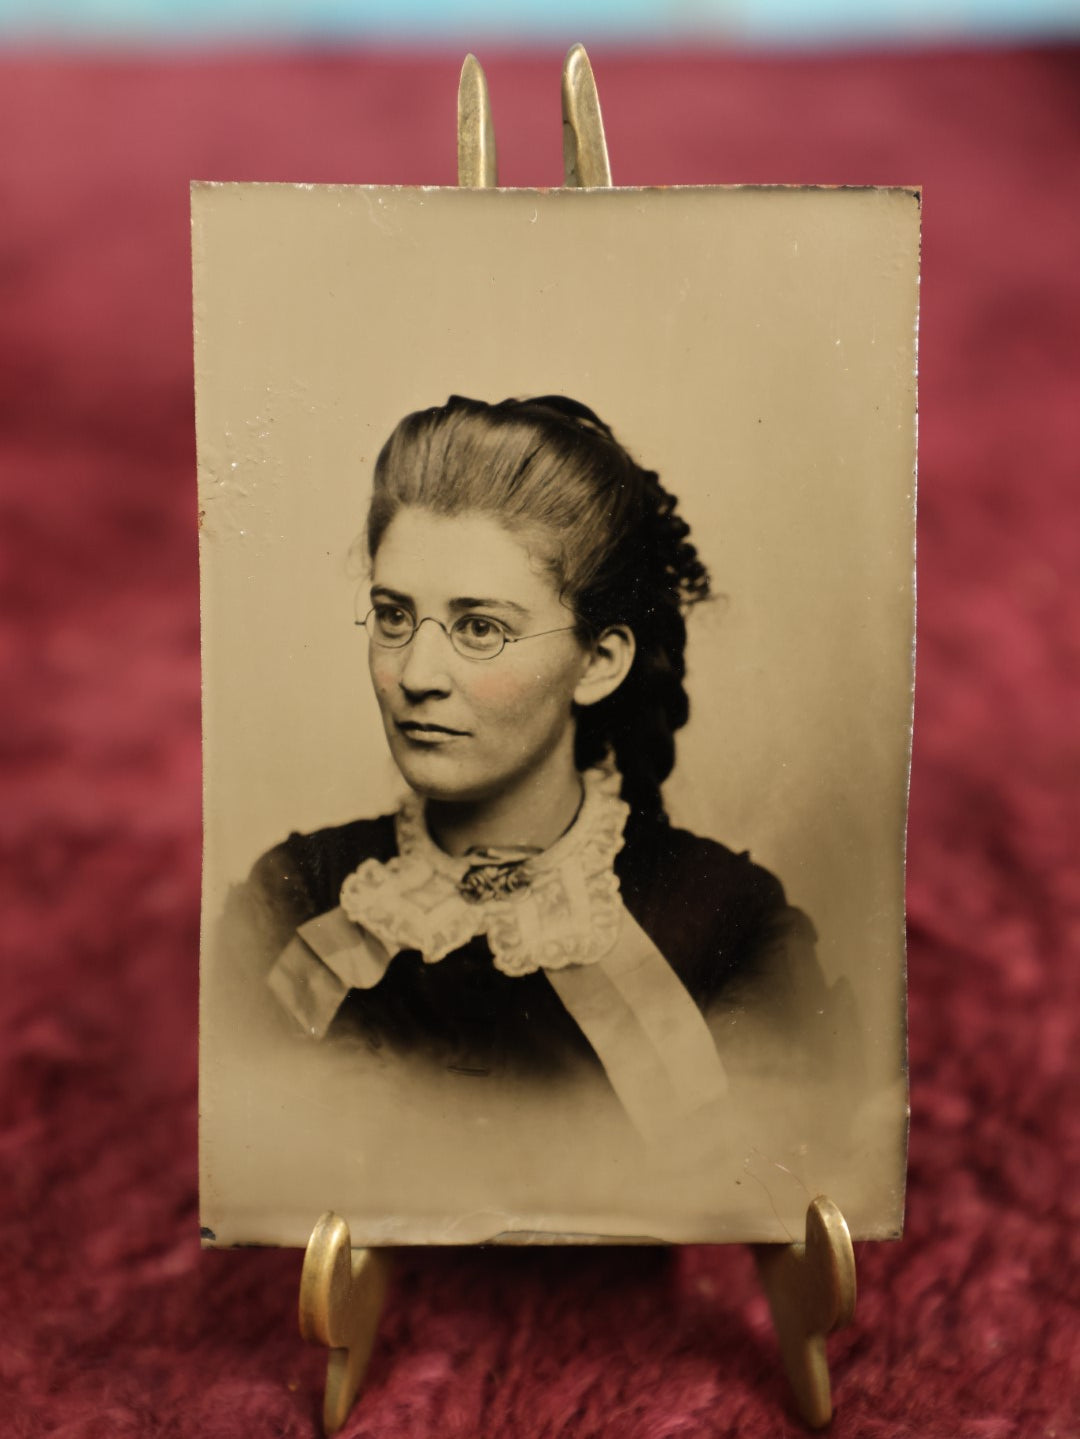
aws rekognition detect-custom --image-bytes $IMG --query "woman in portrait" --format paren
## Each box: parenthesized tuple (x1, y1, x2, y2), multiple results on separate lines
(231, 395, 836, 1148)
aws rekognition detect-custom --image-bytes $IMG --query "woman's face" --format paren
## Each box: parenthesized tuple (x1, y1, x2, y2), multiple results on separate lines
(367, 507, 593, 807)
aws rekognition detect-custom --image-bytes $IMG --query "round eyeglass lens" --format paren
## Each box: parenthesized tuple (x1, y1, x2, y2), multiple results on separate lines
(368, 605, 414, 646)
(450, 616, 507, 658)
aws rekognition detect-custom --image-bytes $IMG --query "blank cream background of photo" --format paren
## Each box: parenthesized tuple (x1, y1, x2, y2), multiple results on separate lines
(195, 183, 918, 1246)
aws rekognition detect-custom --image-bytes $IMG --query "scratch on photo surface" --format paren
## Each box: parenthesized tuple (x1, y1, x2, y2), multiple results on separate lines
(438, 1210, 518, 1242)
(360, 189, 399, 237)
(741, 1164, 795, 1242)
(742, 1148, 814, 1243)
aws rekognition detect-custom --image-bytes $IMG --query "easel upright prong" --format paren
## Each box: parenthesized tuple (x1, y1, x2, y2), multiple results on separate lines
(458, 54, 498, 187)
(753, 1197, 857, 1428)
(562, 43, 612, 188)
(300, 1212, 391, 1435)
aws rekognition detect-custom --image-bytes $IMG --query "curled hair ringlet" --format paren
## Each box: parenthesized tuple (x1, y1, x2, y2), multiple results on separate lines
(365, 394, 711, 822)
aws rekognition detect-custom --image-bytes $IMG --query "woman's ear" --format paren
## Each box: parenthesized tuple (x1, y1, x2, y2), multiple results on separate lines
(573, 626, 636, 708)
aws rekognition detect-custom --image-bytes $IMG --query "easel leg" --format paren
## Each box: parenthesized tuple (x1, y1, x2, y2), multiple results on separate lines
(299, 1212, 391, 1435)
(752, 1197, 857, 1428)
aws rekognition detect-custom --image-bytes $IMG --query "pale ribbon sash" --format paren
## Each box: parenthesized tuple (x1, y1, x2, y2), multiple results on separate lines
(267, 902, 728, 1145)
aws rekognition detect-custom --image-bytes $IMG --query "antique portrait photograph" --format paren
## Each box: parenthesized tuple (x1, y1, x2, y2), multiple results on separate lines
(195, 182, 919, 1248)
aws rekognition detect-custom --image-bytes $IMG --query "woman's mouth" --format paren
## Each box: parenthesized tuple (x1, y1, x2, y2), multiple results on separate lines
(396, 720, 469, 744)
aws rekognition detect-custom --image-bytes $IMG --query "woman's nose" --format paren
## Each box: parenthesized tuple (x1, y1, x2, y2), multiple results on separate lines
(397, 618, 454, 695)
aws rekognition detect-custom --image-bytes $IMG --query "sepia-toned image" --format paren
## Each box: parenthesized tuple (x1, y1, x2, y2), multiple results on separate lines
(195, 182, 919, 1249)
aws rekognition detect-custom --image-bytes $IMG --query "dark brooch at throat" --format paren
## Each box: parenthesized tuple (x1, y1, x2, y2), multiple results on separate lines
(457, 846, 541, 904)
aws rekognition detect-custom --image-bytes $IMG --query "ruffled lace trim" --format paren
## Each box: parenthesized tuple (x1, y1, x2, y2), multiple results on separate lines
(338, 766, 630, 977)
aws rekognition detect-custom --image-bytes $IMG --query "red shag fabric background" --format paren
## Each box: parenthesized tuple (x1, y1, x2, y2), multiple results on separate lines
(1, 45, 1078, 1438)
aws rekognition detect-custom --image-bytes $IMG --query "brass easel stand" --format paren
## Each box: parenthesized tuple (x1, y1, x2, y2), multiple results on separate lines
(299, 1213, 391, 1435)
(299, 46, 858, 1433)
(754, 1197, 857, 1426)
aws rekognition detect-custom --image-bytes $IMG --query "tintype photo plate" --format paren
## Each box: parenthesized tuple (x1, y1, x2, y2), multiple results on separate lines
(195, 183, 919, 1248)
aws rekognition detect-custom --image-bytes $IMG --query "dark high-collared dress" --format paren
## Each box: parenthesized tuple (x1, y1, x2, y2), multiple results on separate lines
(223, 806, 845, 1087)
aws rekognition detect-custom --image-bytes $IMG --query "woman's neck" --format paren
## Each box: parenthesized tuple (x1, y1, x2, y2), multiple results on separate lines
(426, 760, 585, 857)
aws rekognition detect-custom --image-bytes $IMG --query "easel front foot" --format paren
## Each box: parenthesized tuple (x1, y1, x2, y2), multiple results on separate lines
(299, 1212, 392, 1435)
(752, 1196, 856, 1428)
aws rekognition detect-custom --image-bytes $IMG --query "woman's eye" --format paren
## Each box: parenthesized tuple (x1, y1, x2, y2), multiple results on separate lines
(456, 616, 507, 652)
(373, 604, 412, 636)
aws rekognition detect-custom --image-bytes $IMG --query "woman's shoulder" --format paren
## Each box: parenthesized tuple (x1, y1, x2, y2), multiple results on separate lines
(255, 812, 399, 879)
(250, 813, 398, 914)
(616, 811, 816, 1009)
(618, 811, 790, 913)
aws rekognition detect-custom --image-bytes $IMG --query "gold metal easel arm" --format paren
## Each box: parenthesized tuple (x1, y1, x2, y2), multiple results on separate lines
(562, 43, 612, 187)
(300, 1212, 391, 1435)
(457, 53, 497, 187)
(753, 1197, 857, 1427)
(457, 43, 611, 190)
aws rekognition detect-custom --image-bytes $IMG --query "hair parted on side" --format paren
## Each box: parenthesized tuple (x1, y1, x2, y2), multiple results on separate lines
(366, 395, 710, 821)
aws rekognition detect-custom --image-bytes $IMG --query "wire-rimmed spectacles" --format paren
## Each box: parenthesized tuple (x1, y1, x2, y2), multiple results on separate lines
(357, 603, 578, 661)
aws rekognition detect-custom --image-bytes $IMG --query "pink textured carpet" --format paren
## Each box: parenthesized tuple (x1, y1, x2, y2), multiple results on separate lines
(2, 45, 1078, 1438)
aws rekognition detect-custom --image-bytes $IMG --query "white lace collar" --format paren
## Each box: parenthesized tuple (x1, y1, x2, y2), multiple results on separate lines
(339, 766, 630, 977)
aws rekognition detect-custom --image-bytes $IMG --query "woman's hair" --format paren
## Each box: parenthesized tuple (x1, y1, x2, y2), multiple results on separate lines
(366, 395, 710, 822)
